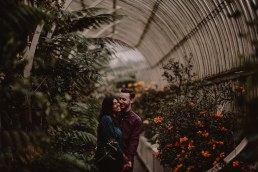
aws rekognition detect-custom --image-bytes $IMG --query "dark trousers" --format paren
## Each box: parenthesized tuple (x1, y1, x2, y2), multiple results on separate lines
(96, 156, 123, 172)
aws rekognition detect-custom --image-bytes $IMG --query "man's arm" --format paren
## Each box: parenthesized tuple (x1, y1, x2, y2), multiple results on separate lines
(126, 118, 142, 162)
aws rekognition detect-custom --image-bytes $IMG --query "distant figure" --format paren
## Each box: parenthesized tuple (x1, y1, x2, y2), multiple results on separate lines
(119, 88, 142, 172)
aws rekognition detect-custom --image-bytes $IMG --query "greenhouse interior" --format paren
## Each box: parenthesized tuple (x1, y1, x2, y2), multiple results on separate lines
(1, 0, 258, 172)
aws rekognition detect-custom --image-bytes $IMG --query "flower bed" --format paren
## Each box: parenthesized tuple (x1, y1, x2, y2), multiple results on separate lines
(133, 58, 249, 171)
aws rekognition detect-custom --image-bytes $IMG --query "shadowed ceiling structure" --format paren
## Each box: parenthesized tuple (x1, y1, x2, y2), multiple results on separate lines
(69, 0, 257, 87)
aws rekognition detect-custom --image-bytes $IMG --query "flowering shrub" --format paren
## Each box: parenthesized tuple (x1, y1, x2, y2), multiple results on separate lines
(153, 101, 237, 171)
(135, 57, 248, 171)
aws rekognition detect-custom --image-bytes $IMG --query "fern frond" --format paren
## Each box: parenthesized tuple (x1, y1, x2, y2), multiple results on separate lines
(56, 13, 123, 34)
(71, 8, 104, 17)
(0, 0, 46, 61)
(48, 127, 97, 149)
(69, 102, 99, 135)
(0, 130, 47, 151)
(31, 153, 92, 172)
(73, 131, 97, 146)
(87, 37, 133, 50)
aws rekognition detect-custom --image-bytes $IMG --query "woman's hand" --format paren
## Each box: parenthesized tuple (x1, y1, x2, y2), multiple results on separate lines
(122, 154, 131, 171)
(122, 154, 129, 163)
(122, 161, 131, 171)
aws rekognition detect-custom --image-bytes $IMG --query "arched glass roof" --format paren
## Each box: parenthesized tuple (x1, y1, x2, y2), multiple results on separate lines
(69, 0, 258, 87)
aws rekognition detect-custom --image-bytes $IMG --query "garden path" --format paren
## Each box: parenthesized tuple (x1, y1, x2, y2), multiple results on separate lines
(133, 155, 149, 172)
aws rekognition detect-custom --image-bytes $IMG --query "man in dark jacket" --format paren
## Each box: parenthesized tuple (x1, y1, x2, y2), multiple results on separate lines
(119, 88, 142, 172)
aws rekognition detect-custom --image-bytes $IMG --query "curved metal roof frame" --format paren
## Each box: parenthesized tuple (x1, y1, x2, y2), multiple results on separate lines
(70, 0, 258, 85)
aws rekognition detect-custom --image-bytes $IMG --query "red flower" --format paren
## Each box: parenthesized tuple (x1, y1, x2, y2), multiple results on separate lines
(173, 164, 183, 172)
(166, 144, 173, 148)
(232, 160, 239, 167)
(154, 152, 159, 158)
(220, 127, 229, 131)
(219, 152, 225, 158)
(174, 142, 180, 147)
(167, 125, 174, 130)
(199, 110, 207, 115)
(195, 120, 204, 127)
(189, 102, 197, 108)
(186, 166, 194, 172)
(213, 113, 223, 118)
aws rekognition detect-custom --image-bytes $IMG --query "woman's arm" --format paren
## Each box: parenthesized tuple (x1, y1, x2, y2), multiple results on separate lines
(101, 115, 124, 155)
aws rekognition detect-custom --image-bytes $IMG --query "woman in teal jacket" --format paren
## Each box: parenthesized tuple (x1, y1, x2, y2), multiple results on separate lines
(95, 96, 128, 172)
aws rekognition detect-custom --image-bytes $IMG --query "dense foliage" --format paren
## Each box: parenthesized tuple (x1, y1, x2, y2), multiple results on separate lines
(0, 0, 125, 171)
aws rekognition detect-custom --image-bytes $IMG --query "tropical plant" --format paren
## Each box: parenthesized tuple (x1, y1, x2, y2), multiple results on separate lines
(0, 0, 126, 171)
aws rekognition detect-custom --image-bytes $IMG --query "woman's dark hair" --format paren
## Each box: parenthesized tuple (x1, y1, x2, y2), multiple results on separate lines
(99, 96, 117, 120)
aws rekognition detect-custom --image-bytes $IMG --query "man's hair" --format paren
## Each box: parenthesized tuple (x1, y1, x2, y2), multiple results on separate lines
(121, 88, 136, 99)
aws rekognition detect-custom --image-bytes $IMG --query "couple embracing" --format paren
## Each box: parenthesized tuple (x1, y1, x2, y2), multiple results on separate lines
(95, 88, 142, 172)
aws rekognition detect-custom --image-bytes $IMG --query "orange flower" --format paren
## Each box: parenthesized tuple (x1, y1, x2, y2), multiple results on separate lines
(154, 152, 159, 158)
(188, 141, 195, 150)
(219, 152, 225, 158)
(195, 120, 204, 127)
(186, 166, 194, 172)
(180, 136, 188, 143)
(213, 160, 219, 167)
(133, 81, 145, 88)
(128, 83, 133, 88)
(207, 139, 215, 145)
(166, 144, 173, 148)
(173, 164, 183, 172)
(167, 125, 174, 130)
(201, 150, 211, 157)
(220, 127, 229, 131)
(189, 102, 197, 108)
(199, 110, 207, 115)
(202, 131, 209, 137)
(232, 160, 239, 167)
(198, 130, 209, 137)
(213, 113, 223, 118)
(153, 117, 163, 123)
(216, 141, 224, 145)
